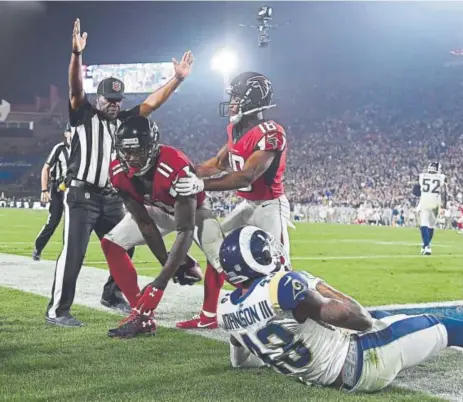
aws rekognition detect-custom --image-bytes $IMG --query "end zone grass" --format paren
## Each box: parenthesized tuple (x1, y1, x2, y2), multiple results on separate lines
(0, 287, 441, 401)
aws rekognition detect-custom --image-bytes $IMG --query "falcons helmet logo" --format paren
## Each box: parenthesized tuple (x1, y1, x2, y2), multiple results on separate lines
(247, 76, 271, 99)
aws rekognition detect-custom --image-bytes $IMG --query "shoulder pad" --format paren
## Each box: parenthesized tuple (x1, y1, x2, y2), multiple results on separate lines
(269, 271, 309, 310)
(158, 146, 191, 177)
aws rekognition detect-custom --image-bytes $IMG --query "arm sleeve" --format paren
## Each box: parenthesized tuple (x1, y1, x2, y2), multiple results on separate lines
(229, 342, 266, 369)
(68, 95, 94, 127)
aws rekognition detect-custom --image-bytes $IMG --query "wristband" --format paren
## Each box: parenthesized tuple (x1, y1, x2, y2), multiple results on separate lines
(72, 50, 82, 56)
(175, 75, 184, 82)
(41, 189, 48, 193)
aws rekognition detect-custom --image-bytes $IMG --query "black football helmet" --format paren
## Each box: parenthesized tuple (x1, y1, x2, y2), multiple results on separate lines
(220, 71, 275, 124)
(115, 116, 160, 175)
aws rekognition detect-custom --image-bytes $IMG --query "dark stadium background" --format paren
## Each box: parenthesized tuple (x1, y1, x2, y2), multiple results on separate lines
(2, 2, 463, 103)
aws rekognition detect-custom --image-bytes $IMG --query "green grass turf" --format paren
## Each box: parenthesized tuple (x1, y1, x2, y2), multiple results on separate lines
(0, 287, 443, 401)
(1, 209, 462, 306)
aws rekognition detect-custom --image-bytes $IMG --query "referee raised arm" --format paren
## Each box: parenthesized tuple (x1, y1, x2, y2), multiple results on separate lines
(33, 124, 71, 261)
(46, 18, 194, 327)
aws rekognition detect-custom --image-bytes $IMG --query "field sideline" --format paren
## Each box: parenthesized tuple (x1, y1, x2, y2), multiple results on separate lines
(1, 208, 463, 401)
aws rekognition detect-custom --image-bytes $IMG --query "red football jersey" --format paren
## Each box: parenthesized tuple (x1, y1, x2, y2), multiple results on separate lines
(226, 120, 287, 201)
(109, 144, 206, 215)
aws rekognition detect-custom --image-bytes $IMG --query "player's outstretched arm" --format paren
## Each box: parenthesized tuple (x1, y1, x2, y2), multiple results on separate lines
(204, 150, 276, 191)
(194, 144, 230, 178)
(176, 150, 276, 195)
(120, 191, 169, 266)
(135, 195, 196, 314)
(315, 281, 367, 314)
(139, 51, 194, 117)
(294, 290, 373, 332)
(152, 195, 197, 290)
(69, 18, 87, 110)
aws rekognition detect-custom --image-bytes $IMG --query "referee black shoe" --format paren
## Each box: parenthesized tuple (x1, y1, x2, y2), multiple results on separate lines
(45, 314, 84, 327)
(32, 249, 41, 261)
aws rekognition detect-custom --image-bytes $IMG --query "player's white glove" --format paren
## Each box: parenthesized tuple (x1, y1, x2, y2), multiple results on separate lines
(175, 171, 204, 196)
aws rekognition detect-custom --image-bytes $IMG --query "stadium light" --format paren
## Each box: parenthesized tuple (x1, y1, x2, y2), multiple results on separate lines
(211, 48, 238, 75)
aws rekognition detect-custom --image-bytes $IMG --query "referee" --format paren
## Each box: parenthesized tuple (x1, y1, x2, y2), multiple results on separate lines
(33, 124, 71, 261)
(45, 18, 194, 327)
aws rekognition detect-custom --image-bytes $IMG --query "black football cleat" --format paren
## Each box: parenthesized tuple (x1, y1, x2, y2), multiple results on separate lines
(107, 313, 157, 339)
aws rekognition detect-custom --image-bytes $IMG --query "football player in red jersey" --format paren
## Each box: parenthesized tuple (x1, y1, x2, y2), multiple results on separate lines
(101, 116, 224, 338)
(175, 71, 291, 330)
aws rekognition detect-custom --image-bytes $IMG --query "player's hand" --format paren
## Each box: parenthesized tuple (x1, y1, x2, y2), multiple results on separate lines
(41, 191, 50, 204)
(135, 284, 164, 315)
(173, 51, 194, 80)
(175, 171, 204, 196)
(173, 258, 203, 286)
(72, 18, 87, 53)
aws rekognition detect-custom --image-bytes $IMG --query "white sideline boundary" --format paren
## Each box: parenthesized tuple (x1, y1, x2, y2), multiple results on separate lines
(0, 252, 462, 401)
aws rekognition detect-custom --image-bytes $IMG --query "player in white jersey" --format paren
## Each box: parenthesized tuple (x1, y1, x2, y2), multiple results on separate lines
(217, 226, 463, 392)
(413, 162, 447, 255)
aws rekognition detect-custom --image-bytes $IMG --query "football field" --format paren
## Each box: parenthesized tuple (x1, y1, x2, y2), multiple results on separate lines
(0, 208, 462, 401)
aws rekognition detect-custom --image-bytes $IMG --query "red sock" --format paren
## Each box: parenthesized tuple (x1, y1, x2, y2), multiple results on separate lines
(458, 222, 463, 230)
(201, 263, 225, 317)
(101, 238, 140, 308)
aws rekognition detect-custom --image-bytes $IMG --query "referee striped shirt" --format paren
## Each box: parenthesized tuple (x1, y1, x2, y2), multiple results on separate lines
(67, 96, 140, 188)
(46, 142, 70, 182)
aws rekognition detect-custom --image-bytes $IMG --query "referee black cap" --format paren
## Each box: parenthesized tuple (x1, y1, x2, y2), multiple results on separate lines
(97, 77, 126, 101)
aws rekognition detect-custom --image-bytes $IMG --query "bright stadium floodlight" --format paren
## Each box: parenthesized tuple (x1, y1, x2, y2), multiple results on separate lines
(211, 48, 238, 94)
(211, 48, 238, 75)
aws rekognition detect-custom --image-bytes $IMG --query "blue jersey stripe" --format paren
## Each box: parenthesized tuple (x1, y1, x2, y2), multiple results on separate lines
(359, 314, 440, 351)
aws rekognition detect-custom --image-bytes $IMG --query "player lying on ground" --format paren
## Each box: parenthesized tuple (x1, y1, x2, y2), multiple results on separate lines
(101, 116, 224, 338)
(173, 71, 291, 330)
(217, 225, 463, 392)
(412, 161, 447, 256)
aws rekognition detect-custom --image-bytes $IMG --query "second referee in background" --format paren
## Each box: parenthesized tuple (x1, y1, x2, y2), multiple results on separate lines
(33, 124, 71, 261)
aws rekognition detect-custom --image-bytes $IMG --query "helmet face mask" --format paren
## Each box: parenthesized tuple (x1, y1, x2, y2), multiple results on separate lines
(119, 146, 150, 171)
(115, 116, 160, 175)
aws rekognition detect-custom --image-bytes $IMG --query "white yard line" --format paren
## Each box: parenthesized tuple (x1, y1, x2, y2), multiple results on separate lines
(0, 252, 462, 401)
(84, 253, 463, 267)
(0, 239, 460, 247)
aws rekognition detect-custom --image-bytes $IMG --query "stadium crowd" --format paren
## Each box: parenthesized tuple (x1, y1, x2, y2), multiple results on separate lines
(2, 68, 463, 216)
